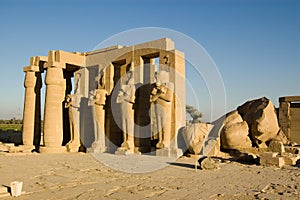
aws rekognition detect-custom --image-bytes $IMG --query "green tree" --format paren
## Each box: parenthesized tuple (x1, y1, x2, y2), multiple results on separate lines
(186, 105, 203, 123)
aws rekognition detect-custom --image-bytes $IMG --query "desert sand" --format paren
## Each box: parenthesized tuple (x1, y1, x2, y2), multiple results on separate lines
(0, 153, 299, 200)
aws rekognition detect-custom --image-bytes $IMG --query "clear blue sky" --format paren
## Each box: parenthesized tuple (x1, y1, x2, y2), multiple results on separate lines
(0, 0, 299, 121)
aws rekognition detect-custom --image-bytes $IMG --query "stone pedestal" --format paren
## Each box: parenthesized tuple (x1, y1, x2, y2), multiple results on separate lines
(115, 140, 135, 155)
(66, 143, 80, 153)
(87, 141, 107, 153)
(40, 146, 66, 154)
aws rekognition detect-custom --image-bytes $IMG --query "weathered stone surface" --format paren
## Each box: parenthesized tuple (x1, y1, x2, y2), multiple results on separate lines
(260, 152, 284, 168)
(223, 110, 243, 127)
(284, 146, 300, 154)
(279, 96, 300, 144)
(221, 121, 252, 149)
(0, 185, 9, 198)
(156, 147, 183, 157)
(183, 123, 212, 154)
(238, 97, 288, 147)
(22, 38, 186, 156)
(283, 154, 299, 165)
(0, 144, 9, 152)
(268, 141, 285, 153)
(199, 157, 219, 170)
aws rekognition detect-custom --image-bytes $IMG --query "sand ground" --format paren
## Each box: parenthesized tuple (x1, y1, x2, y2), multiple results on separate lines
(0, 153, 299, 200)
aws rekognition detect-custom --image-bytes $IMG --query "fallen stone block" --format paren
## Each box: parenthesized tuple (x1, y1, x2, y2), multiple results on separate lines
(183, 123, 212, 154)
(237, 97, 288, 147)
(199, 157, 220, 170)
(0, 144, 9, 152)
(8, 146, 23, 153)
(281, 153, 300, 165)
(260, 152, 284, 167)
(284, 146, 300, 154)
(269, 141, 285, 153)
(0, 186, 9, 198)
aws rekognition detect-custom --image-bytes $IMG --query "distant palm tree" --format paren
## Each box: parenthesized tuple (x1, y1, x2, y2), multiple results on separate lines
(186, 105, 203, 123)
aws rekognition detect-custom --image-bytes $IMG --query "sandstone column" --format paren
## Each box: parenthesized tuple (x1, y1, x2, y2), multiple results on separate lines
(40, 53, 66, 153)
(22, 68, 38, 151)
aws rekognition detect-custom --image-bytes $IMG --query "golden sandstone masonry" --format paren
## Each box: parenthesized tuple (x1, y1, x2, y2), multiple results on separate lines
(22, 38, 186, 156)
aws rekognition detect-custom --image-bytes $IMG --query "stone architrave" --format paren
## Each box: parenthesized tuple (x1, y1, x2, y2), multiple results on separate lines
(22, 67, 38, 150)
(65, 94, 81, 152)
(115, 71, 136, 155)
(150, 71, 174, 155)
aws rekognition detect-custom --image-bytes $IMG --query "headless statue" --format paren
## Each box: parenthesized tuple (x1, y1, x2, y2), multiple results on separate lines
(65, 94, 80, 152)
(91, 71, 108, 152)
(115, 71, 136, 154)
(150, 71, 174, 149)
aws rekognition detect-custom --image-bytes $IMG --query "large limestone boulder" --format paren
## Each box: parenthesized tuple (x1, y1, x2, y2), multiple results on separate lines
(237, 97, 288, 147)
(221, 111, 252, 149)
(183, 123, 213, 154)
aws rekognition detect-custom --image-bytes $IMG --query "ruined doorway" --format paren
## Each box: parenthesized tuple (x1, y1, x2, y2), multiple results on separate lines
(135, 54, 159, 153)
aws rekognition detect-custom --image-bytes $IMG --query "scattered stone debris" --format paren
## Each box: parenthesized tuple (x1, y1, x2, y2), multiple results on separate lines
(198, 157, 220, 170)
(257, 183, 299, 199)
(0, 142, 32, 154)
(259, 141, 300, 167)
(0, 185, 10, 198)
(260, 152, 285, 168)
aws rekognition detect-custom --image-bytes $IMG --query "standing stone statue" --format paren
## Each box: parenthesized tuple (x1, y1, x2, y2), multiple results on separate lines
(115, 71, 136, 155)
(150, 71, 174, 149)
(65, 94, 80, 152)
(89, 71, 108, 153)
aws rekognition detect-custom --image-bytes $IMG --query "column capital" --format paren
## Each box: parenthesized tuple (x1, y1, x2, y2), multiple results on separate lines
(45, 66, 64, 86)
(23, 65, 39, 72)
(45, 61, 65, 69)
(24, 70, 37, 88)
(23, 55, 48, 72)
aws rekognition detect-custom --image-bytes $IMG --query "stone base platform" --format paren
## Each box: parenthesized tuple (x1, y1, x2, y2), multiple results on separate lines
(39, 146, 67, 153)
(156, 147, 183, 157)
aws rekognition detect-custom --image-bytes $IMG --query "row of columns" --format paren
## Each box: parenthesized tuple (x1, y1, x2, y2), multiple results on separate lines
(22, 51, 83, 153)
(22, 46, 186, 155)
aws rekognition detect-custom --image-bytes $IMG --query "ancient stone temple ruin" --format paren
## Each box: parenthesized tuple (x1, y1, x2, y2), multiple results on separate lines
(279, 96, 300, 144)
(22, 38, 186, 156)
